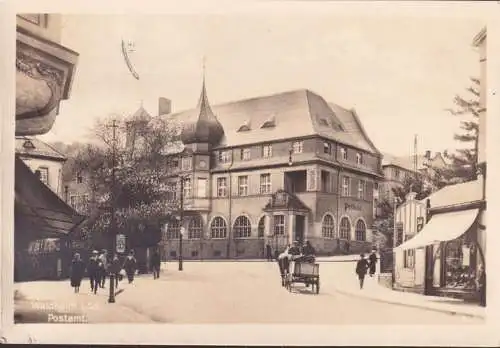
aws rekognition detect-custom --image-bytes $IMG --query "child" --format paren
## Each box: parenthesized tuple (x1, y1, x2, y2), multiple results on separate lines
(355, 253, 369, 289)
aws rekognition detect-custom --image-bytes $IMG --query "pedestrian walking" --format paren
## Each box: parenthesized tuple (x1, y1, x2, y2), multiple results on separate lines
(98, 249, 108, 288)
(476, 264, 486, 307)
(368, 248, 377, 277)
(109, 254, 121, 288)
(123, 250, 137, 283)
(150, 248, 161, 280)
(87, 250, 100, 294)
(69, 253, 85, 293)
(355, 253, 369, 289)
(265, 243, 273, 262)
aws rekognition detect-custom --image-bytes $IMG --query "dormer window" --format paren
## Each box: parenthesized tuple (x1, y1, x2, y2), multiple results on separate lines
(319, 118, 329, 127)
(356, 152, 363, 165)
(261, 115, 276, 128)
(237, 120, 251, 132)
(23, 139, 35, 149)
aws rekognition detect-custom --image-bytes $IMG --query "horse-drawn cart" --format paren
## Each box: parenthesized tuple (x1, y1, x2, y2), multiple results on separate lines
(284, 260, 320, 294)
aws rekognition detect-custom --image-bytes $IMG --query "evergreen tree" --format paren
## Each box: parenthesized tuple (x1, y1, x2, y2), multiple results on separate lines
(441, 77, 480, 182)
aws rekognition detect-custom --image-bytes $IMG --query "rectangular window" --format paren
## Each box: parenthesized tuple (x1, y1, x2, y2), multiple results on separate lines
(404, 249, 415, 269)
(374, 182, 379, 190)
(340, 147, 347, 160)
(238, 176, 248, 196)
(292, 141, 303, 154)
(273, 215, 285, 235)
(75, 173, 84, 184)
(166, 182, 177, 201)
(218, 150, 231, 163)
(241, 148, 251, 161)
(323, 142, 331, 154)
(70, 195, 77, 209)
(183, 178, 191, 198)
(394, 168, 400, 179)
(321, 170, 331, 192)
(358, 180, 366, 200)
(356, 152, 363, 165)
(197, 178, 207, 198)
(262, 145, 272, 158)
(181, 157, 192, 170)
(216, 177, 227, 197)
(260, 173, 271, 194)
(38, 167, 49, 185)
(342, 176, 350, 197)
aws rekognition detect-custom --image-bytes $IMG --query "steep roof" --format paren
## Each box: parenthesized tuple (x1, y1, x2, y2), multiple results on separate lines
(420, 179, 482, 209)
(160, 89, 379, 154)
(131, 105, 152, 121)
(15, 136, 66, 161)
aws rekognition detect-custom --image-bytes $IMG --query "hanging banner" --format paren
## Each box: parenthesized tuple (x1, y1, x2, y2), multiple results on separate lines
(116, 234, 126, 253)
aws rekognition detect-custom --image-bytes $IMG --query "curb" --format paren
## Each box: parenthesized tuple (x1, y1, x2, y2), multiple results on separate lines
(332, 287, 485, 319)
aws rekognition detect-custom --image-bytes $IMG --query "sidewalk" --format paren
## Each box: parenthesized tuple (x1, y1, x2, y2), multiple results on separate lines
(329, 270, 485, 319)
(14, 279, 155, 323)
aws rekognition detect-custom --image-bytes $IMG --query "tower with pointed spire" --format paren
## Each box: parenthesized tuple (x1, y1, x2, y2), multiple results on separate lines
(180, 63, 224, 147)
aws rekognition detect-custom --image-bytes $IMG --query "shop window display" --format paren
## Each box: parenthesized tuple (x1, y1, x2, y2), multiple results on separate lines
(443, 235, 477, 290)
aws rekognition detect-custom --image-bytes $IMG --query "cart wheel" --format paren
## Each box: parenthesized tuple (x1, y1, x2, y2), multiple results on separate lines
(315, 280, 320, 294)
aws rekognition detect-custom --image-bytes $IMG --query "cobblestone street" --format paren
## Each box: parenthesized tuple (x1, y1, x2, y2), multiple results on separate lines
(15, 260, 483, 324)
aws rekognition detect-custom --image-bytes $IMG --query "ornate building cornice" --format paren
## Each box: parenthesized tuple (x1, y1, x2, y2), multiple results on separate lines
(15, 27, 79, 136)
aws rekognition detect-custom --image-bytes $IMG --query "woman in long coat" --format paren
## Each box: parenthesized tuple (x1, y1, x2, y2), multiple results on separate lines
(70, 253, 86, 293)
(123, 250, 137, 283)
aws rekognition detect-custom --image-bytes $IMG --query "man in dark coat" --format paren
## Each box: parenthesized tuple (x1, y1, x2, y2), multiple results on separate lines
(368, 249, 377, 277)
(123, 250, 137, 283)
(355, 253, 369, 289)
(87, 250, 100, 294)
(109, 254, 121, 288)
(150, 249, 161, 280)
(265, 243, 273, 262)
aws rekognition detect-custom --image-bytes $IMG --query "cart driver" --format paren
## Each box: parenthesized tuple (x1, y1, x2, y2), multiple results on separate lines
(288, 240, 302, 260)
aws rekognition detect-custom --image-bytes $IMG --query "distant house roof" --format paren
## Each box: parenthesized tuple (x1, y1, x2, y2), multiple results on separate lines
(420, 179, 482, 209)
(382, 153, 427, 172)
(15, 136, 66, 161)
(131, 105, 152, 121)
(160, 89, 381, 155)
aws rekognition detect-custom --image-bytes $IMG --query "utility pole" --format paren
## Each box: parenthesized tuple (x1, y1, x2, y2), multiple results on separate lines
(108, 119, 118, 303)
(179, 176, 184, 271)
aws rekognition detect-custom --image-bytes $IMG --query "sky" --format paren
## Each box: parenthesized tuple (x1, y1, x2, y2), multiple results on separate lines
(39, 10, 485, 157)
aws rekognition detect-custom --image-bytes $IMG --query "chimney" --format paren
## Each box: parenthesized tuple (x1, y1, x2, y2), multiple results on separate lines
(425, 150, 431, 159)
(158, 97, 171, 115)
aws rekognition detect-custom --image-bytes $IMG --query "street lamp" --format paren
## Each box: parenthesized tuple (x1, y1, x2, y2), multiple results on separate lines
(108, 119, 119, 304)
(178, 176, 185, 271)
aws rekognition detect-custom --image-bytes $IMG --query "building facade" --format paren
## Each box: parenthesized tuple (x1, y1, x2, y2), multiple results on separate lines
(15, 137, 67, 199)
(15, 14, 83, 281)
(142, 80, 386, 259)
(380, 151, 448, 204)
(392, 28, 487, 305)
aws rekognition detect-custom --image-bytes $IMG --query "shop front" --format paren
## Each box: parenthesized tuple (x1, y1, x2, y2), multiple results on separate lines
(395, 205, 485, 303)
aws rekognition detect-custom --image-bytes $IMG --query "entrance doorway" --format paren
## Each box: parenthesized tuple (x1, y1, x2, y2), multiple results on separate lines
(295, 215, 305, 243)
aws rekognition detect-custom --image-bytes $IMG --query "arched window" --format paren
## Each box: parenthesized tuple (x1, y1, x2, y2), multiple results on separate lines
(234, 216, 252, 238)
(188, 216, 203, 239)
(322, 214, 335, 238)
(210, 217, 227, 239)
(339, 217, 351, 240)
(355, 219, 366, 241)
(167, 220, 180, 240)
(257, 216, 266, 238)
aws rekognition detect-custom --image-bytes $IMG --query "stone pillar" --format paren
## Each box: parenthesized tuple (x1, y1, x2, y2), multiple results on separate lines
(304, 215, 309, 240)
(288, 213, 295, 245)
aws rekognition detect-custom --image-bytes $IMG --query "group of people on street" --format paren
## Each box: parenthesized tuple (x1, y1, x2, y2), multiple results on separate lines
(355, 249, 378, 289)
(70, 249, 138, 294)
